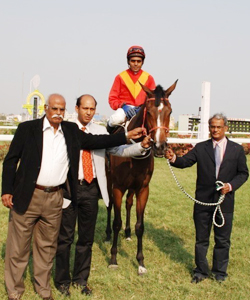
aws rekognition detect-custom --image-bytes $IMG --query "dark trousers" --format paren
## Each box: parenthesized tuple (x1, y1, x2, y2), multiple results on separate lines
(193, 208, 233, 278)
(55, 179, 99, 288)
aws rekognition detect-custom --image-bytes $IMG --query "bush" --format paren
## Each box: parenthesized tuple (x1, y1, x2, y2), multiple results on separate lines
(0, 143, 10, 161)
(242, 143, 250, 155)
(168, 143, 194, 157)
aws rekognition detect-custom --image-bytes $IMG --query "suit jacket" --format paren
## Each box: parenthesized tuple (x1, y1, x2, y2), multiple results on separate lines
(171, 138, 249, 212)
(87, 122, 145, 206)
(1, 117, 128, 214)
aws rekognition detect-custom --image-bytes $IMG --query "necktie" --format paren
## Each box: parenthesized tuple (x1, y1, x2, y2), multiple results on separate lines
(214, 144, 221, 178)
(82, 127, 93, 183)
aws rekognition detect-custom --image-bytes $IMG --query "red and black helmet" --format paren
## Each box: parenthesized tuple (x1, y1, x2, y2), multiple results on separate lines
(127, 45, 145, 60)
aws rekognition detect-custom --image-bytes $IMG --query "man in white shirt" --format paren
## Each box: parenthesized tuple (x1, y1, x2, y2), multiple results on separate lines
(55, 94, 151, 296)
(1, 94, 147, 300)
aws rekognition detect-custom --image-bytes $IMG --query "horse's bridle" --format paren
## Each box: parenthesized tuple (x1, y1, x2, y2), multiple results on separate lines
(141, 97, 170, 135)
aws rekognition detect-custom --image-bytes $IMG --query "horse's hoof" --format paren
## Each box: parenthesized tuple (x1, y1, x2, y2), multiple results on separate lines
(138, 266, 147, 275)
(108, 264, 119, 269)
(126, 237, 132, 241)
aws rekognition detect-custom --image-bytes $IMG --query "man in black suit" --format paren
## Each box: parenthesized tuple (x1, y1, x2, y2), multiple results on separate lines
(166, 113, 248, 283)
(1, 93, 145, 300)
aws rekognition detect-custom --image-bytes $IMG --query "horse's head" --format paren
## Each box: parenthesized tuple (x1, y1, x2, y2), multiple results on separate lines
(141, 80, 178, 157)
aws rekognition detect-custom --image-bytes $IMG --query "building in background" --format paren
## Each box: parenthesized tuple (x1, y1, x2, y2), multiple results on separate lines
(178, 114, 250, 134)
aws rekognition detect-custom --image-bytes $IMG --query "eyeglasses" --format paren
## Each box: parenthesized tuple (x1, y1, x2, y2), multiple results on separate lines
(209, 126, 224, 130)
(47, 106, 66, 112)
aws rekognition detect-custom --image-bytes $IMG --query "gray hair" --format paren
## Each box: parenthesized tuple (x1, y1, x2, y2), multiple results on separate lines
(208, 113, 228, 126)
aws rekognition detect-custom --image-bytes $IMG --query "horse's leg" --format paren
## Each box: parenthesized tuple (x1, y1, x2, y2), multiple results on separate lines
(109, 188, 124, 268)
(135, 186, 149, 275)
(105, 201, 112, 242)
(125, 189, 134, 241)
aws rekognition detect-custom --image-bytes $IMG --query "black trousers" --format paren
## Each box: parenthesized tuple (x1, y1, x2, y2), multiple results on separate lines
(55, 179, 99, 287)
(193, 207, 233, 278)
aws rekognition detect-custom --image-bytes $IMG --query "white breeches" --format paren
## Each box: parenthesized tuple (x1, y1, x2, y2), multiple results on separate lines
(108, 108, 127, 127)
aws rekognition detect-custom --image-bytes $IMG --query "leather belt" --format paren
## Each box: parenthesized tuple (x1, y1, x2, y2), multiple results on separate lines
(35, 184, 62, 193)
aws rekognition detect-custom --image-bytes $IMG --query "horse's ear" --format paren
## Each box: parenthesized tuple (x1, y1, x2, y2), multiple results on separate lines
(139, 82, 154, 97)
(165, 79, 178, 98)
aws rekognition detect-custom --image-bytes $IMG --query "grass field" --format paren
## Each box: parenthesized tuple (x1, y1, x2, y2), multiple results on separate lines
(0, 157, 249, 300)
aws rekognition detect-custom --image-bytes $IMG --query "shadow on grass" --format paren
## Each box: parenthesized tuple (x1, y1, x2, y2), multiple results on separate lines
(145, 222, 193, 272)
(94, 205, 194, 274)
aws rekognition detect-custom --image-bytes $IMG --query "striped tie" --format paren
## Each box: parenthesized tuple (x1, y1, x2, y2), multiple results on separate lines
(82, 127, 93, 183)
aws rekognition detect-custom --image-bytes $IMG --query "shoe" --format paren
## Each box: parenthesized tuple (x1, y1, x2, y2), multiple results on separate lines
(191, 275, 206, 283)
(57, 284, 70, 296)
(214, 274, 226, 283)
(81, 285, 92, 296)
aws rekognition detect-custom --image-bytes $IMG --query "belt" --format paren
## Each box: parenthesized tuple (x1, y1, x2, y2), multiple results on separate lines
(78, 178, 97, 185)
(35, 184, 62, 193)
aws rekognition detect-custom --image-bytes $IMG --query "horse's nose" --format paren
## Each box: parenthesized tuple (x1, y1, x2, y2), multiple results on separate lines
(153, 141, 167, 157)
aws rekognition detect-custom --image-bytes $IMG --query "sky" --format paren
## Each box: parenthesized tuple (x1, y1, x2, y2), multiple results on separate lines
(0, 0, 249, 122)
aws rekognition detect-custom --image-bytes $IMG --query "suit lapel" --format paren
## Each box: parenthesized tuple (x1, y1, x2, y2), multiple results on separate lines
(205, 139, 215, 163)
(61, 122, 73, 160)
(32, 117, 44, 159)
(221, 138, 233, 164)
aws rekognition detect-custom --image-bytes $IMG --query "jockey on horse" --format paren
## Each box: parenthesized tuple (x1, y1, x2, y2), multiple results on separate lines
(107, 45, 156, 132)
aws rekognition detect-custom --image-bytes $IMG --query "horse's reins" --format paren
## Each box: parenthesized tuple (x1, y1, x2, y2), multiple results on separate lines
(166, 159, 226, 227)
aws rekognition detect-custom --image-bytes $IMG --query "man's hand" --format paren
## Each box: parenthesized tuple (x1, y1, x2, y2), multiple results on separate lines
(126, 128, 145, 140)
(141, 135, 152, 149)
(220, 183, 231, 195)
(2, 194, 13, 209)
(165, 148, 175, 160)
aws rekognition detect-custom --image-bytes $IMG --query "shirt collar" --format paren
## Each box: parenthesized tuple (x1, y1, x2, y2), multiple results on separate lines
(212, 136, 227, 147)
(43, 116, 63, 133)
(76, 119, 92, 132)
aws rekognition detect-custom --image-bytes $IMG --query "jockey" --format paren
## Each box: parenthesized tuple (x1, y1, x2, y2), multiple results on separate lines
(108, 45, 156, 129)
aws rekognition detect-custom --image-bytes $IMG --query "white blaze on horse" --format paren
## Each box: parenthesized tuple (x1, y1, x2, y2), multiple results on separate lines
(106, 80, 178, 275)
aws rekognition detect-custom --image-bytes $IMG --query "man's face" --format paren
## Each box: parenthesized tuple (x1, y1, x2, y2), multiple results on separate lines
(209, 118, 228, 141)
(45, 94, 66, 128)
(75, 96, 96, 126)
(128, 57, 143, 73)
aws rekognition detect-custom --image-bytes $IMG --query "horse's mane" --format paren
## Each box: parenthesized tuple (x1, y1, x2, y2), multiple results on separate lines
(154, 85, 165, 107)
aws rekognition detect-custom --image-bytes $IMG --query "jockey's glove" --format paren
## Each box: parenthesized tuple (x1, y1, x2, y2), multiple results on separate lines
(122, 104, 140, 119)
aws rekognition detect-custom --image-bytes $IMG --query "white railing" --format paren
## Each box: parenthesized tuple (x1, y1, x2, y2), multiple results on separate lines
(0, 127, 250, 144)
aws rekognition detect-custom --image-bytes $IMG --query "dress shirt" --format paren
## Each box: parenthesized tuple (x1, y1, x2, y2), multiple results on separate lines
(212, 137, 232, 191)
(212, 137, 227, 162)
(36, 117, 69, 186)
(76, 120, 97, 180)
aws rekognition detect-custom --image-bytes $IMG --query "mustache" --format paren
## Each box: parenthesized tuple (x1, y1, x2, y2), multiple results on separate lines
(52, 114, 64, 119)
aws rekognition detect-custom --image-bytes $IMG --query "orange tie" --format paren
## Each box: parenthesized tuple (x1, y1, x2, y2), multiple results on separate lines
(82, 127, 94, 183)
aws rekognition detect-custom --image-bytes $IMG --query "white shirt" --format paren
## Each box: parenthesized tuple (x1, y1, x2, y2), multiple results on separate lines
(36, 117, 69, 186)
(76, 119, 97, 180)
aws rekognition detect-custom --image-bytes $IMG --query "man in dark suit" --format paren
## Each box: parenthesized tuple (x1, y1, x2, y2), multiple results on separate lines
(1, 93, 145, 300)
(166, 113, 248, 283)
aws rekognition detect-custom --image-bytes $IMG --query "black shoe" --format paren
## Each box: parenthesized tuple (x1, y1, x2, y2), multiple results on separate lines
(214, 274, 226, 283)
(81, 285, 92, 296)
(57, 284, 70, 296)
(191, 275, 206, 284)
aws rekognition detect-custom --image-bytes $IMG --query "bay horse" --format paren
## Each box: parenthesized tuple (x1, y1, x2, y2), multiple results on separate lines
(106, 80, 178, 275)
